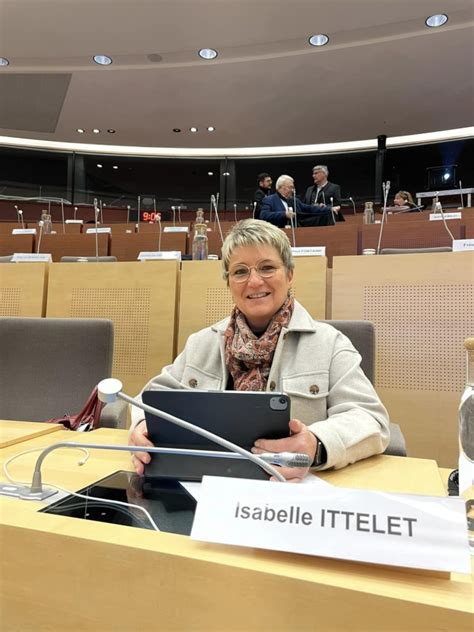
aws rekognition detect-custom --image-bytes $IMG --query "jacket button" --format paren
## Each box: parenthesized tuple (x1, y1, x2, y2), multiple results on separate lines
(188, 379, 198, 388)
(309, 384, 319, 394)
(269, 381, 276, 391)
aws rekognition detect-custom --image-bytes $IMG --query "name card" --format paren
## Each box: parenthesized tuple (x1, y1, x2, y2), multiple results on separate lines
(65, 219, 84, 224)
(191, 476, 470, 574)
(163, 226, 189, 233)
(11, 253, 52, 263)
(137, 251, 181, 261)
(429, 212, 462, 221)
(86, 227, 112, 234)
(452, 239, 474, 252)
(12, 228, 36, 235)
(291, 246, 326, 257)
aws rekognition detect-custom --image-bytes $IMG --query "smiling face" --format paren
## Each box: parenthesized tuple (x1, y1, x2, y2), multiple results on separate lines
(228, 244, 293, 331)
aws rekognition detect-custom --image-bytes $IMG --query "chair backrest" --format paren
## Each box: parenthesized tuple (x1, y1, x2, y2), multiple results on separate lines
(322, 320, 375, 383)
(60, 256, 118, 262)
(381, 247, 452, 254)
(0, 317, 113, 422)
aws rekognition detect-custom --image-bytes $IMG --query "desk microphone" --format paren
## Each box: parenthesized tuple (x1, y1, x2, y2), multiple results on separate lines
(18, 209, 25, 229)
(349, 197, 356, 214)
(74, 206, 79, 220)
(432, 193, 455, 242)
(37, 220, 44, 253)
(137, 196, 141, 233)
(211, 195, 224, 244)
(233, 203, 237, 223)
(93, 198, 100, 262)
(252, 201, 257, 219)
(60, 199, 66, 233)
(156, 213, 162, 250)
(14, 204, 20, 224)
(126, 205, 131, 224)
(330, 196, 336, 224)
(459, 180, 464, 209)
(376, 180, 390, 254)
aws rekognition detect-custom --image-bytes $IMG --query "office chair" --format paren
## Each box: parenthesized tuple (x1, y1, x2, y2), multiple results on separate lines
(0, 317, 127, 428)
(323, 320, 407, 457)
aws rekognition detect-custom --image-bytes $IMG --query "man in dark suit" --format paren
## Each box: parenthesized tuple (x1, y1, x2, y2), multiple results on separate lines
(303, 165, 345, 222)
(253, 173, 272, 220)
(260, 175, 333, 228)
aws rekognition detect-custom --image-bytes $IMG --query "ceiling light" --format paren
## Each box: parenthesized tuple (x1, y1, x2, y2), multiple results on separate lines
(308, 34, 329, 47)
(92, 128, 101, 134)
(425, 14, 448, 28)
(97, 164, 103, 168)
(198, 48, 218, 60)
(93, 55, 113, 65)
(173, 128, 181, 133)
(208, 171, 214, 176)
(207, 126, 215, 132)
(76, 128, 85, 134)
(0, 57, 10, 66)
(107, 129, 116, 134)
(113, 165, 118, 170)
(223, 172, 230, 176)
(190, 127, 198, 133)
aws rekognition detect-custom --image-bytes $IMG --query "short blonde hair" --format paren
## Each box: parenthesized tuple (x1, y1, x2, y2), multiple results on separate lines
(221, 219, 294, 282)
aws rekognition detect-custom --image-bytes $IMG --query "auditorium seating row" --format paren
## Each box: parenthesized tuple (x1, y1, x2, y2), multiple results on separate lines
(1, 211, 473, 265)
(1, 251, 472, 469)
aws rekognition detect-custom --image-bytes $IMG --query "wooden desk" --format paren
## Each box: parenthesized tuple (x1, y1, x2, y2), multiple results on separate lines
(1, 428, 472, 631)
(0, 420, 62, 449)
(0, 233, 34, 256)
(39, 234, 109, 261)
(110, 232, 188, 260)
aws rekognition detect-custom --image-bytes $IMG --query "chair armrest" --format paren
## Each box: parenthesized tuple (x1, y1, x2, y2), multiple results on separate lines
(384, 422, 407, 457)
(100, 400, 128, 429)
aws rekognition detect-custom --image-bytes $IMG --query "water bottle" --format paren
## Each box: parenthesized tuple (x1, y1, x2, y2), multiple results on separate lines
(40, 211, 52, 234)
(459, 337, 474, 552)
(192, 212, 208, 260)
(363, 202, 374, 224)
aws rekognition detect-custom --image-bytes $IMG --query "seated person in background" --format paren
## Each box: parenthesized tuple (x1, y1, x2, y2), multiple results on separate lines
(260, 175, 334, 227)
(303, 165, 345, 222)
(129, 219, 390, 482)
(393, 190, 418, 211)
(253, 173, 273, 220)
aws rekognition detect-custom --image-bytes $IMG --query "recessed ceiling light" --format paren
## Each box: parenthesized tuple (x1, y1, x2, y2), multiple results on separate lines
(0, 57, 10, 66)
(207, 126, 215, 132)
(93, 55, 113, 65)
(308, 34, 329, 47)
(107, 128, 116, 134)
(92, 128, 101, 134)
(173, 128, 181, 133)
(76, 128, 85, 134)
(198, 48, 218, 60)
(223, 172, 230, 176)
(113, 165, 118, 170)
(190, 127, 198, 133)
(425, 14, 448, 28)
(97, 164, 103, 168)
(208, 171, 214, 176)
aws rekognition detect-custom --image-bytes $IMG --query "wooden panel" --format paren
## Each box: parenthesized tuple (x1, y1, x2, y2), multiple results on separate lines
(110, 232, 188, 260)
(1, 429, 472, 632)
(46, 261, 179, 395)
(39, 234, 109, 261)
(361, 220, 462, 251)
(0, 420, 61, 448)
(332, 252, 474, 467)
(177, 257, 327, 354)
(288, 225, 359, 266)
(0, 222, 27, 233)
(0, 262, 48, 316)
(0, 234, 34, 256)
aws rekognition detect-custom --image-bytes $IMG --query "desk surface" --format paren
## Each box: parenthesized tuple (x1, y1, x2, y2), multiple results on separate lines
(0, 419, 62, 449)
(1, 428, 472, 631)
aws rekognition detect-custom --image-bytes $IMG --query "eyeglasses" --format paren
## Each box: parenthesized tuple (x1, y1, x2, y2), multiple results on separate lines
(228, 263, 281, 283)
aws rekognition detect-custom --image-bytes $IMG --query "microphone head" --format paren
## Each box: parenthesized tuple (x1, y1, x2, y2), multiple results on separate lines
(289, 453, 312, 467)
(14, 205, 18, 210)
(98, 378, 123, 403)
(18, 209, 23, 215)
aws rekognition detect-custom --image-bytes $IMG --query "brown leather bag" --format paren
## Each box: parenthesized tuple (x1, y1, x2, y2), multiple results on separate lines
(46, 387, 104, 431)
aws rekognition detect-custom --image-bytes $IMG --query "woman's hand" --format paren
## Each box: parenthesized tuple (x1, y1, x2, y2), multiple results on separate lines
(252, 418, 317, 483)
(128, 420, 153, 475)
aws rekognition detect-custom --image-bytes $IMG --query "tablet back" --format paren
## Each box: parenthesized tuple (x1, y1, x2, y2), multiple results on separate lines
(143, 390, 290, 480)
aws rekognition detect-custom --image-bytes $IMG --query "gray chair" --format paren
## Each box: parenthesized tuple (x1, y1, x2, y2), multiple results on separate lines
(0, 317, 127, 428)
(380, 247, 452, 254)
(323, 320, 407, 457)
(60, 256, 118, 262)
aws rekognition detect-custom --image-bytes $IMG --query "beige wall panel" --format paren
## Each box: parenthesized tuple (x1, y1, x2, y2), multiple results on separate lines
(45, 261, 178, 395)
(0, 263, 48, 316)
(177, 258, 326, 355)
(332, 252, 474, 467)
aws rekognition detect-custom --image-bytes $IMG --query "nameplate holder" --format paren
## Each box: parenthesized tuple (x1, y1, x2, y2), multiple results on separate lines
(429, 212, 462, 221)
(11, 253, 52, 263)
(291, 246, 326, 257)
(137, 251, 181, 261)
(191, 476, 470, 574)
(452, 239, 474, 252)
(65, 219, 84, 224)
(12, 228, 37, 235)
(163, 226, 189, 233)
(86, 227, 112, 234)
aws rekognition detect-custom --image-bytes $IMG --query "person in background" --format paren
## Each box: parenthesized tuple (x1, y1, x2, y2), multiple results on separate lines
(129, 219, 389, 482)
(260, 175, 333, 227)
(393, 190, 418, 211)
(253, 173, 273, 220)
(303, 165, 345, 222)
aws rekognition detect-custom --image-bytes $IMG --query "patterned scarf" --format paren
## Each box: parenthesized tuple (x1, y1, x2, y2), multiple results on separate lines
(224, 296, 294, 391)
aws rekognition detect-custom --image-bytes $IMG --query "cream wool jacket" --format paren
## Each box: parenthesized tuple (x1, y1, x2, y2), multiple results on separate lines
(132, 301, 390, 470)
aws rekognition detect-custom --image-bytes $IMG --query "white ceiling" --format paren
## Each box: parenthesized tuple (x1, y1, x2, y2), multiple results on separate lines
(0, 0, 472, 151)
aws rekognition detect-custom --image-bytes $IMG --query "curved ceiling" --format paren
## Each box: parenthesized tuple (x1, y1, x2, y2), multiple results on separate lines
(0, 0, 473, 151)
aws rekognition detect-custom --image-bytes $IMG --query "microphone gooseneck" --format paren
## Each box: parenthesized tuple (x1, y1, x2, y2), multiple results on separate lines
(349, 197, 356, 215)
(330, 196, 336, 224)
(60, 198, 65, 234)
(37, 221, 44, 253)
(18, 209, 25, 229)
(211, 195, 224, 244)
(376, 180, 391, 254)
(459, 180, 464, 209)
(93, 198, 99, 262)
